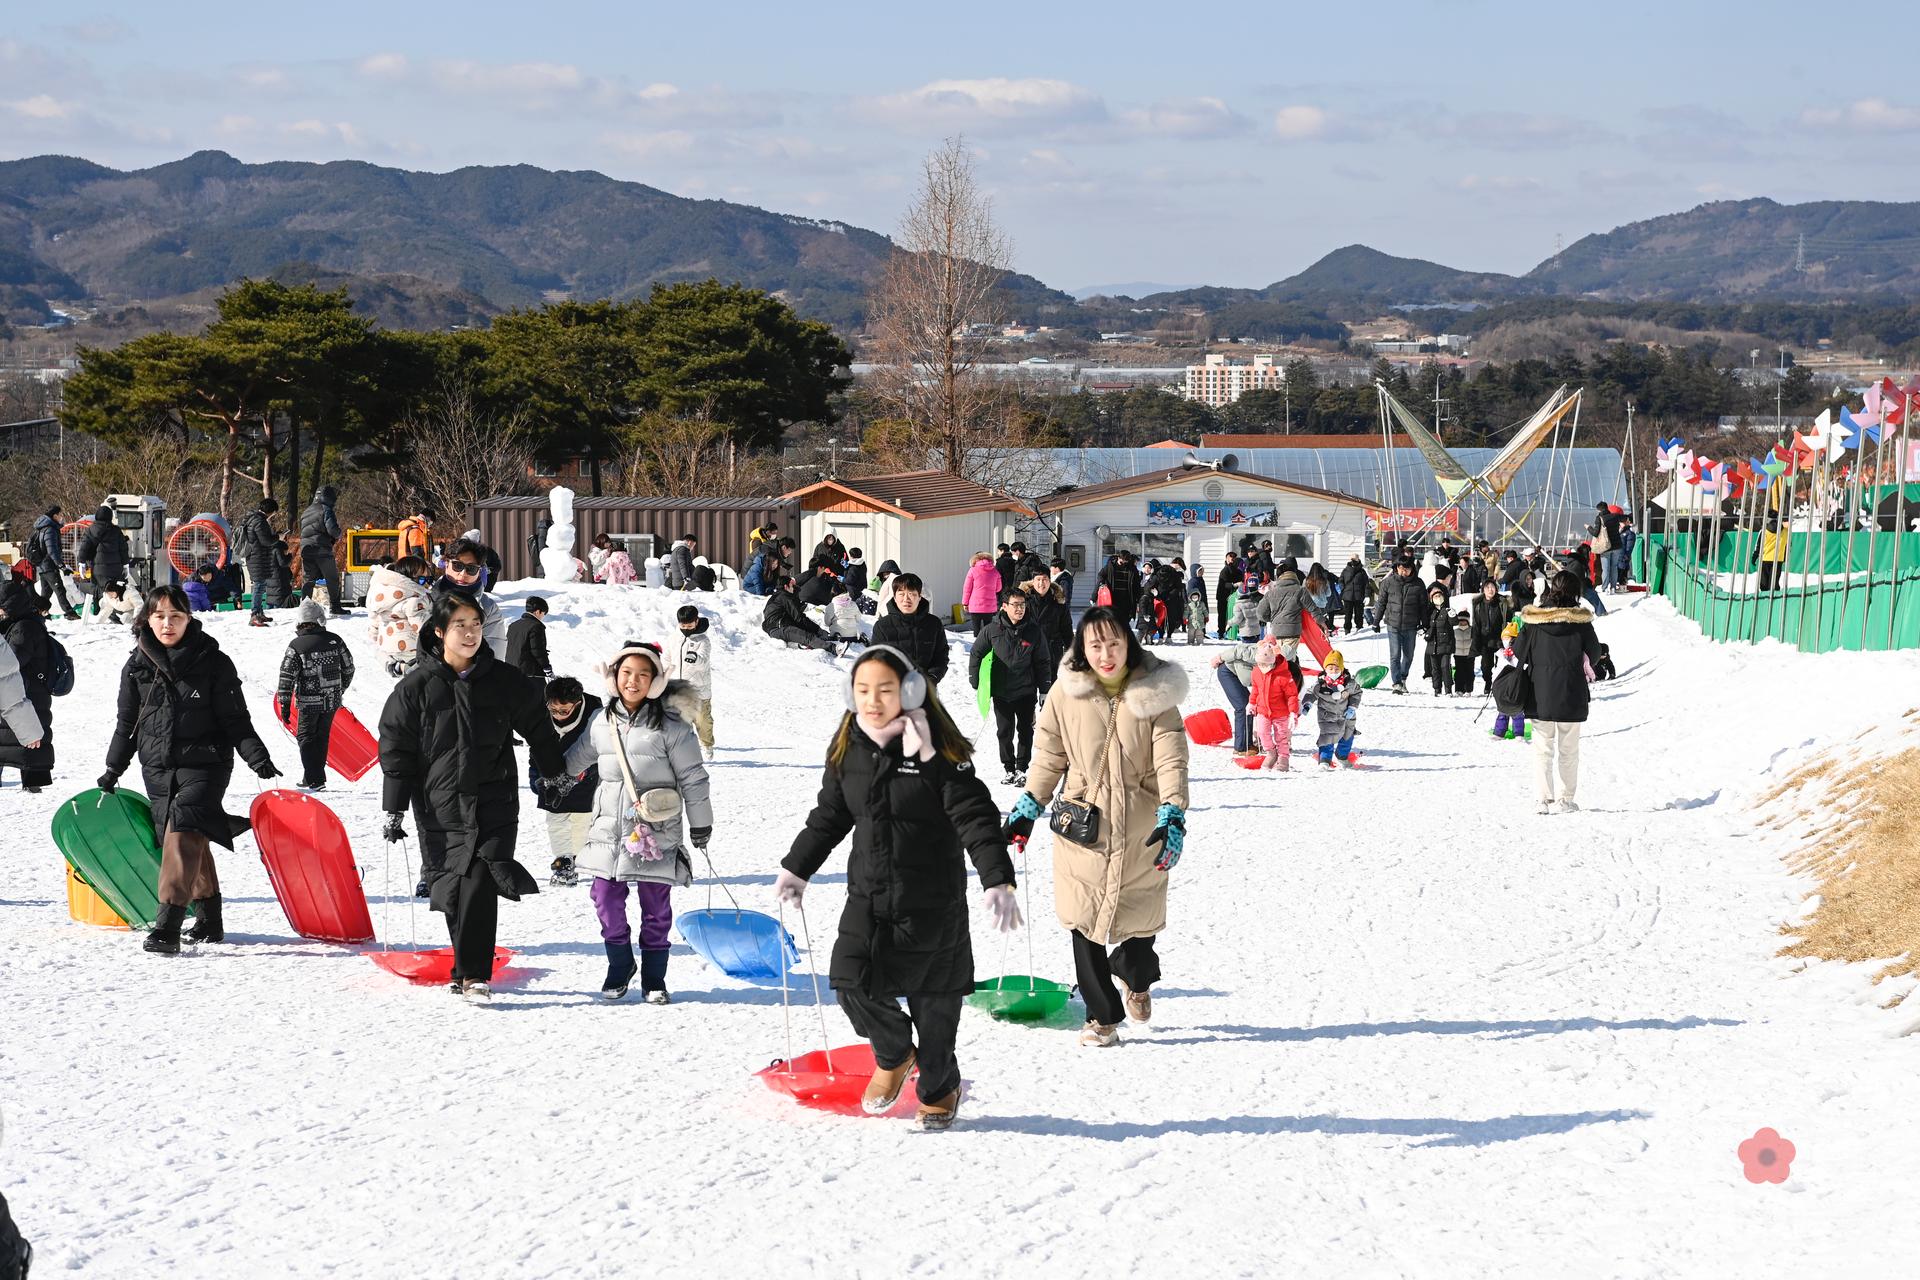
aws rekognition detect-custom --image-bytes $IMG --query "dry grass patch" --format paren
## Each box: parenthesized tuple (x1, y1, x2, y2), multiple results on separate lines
(1772, 743, 1920, 1005)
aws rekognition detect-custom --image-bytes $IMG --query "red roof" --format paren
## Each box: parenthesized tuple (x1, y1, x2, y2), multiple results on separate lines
(781, 470, 1035, 519)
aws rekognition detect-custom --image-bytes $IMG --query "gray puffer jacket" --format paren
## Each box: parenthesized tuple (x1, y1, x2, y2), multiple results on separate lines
(1252, 571, 1305, 639)
(563, 681, 713, 885)
(1301, 669, 1362, 747)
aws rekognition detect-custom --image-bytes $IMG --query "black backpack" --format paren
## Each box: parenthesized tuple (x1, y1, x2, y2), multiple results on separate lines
(46, 634, 75, 696)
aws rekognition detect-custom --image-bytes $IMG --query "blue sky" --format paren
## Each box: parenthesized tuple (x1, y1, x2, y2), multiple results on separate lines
(6, 0, 1917, 291)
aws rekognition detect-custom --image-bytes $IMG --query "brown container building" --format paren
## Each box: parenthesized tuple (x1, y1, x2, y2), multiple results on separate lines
(470, 496, 798, 582)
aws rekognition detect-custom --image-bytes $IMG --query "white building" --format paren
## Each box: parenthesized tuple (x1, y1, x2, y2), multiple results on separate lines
(782, 471, 1034, 617)
(1183, 353, 1286, 408)
(1032, 464, 1375, 609)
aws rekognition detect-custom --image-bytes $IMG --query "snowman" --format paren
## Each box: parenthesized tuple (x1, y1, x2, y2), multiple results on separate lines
(539, 486, 579, 582)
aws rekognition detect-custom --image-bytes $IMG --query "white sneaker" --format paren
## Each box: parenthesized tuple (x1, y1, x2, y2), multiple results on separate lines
(1079, 1021, 1119, 1047)
(1537, 801, 1553, 815)
(464, 981, 492, 1003)
(1557, 800, 1580, 814)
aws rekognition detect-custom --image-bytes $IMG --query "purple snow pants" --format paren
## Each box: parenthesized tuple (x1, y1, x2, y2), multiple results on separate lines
(590, 877, 673, 949)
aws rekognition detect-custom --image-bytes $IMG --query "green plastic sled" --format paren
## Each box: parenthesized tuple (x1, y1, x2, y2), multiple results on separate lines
(50, 789, 173, 929)
(1356, 665, 1388, 689)
(976, 649, 995, 722)
(968, 975, 1075, 1022)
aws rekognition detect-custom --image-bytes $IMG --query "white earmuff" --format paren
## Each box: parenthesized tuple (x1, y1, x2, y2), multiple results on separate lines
(845, 644, 927, 713)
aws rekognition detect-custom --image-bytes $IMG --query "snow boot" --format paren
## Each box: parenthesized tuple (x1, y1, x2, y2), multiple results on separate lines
(1079, 1021, 1119, 1048)
(143, 903, 187, 955)
(915, 1088, 961, 1132)
(549, 855, 578, 888)
(640, 948, 670, 1003)
(1319, 759, 1337, 772)
(249, 616, 272, 627)
(862, 1049, 916, 1115)
(185, 896, 224, 944)
(464, 981, 492, 1003)
(602, 941, 636, 1000)
(1122, 984, 1152, 1023)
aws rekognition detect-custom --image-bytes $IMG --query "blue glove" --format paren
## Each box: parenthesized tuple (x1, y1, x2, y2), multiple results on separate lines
(1004, 791, 1044, 842)
(1343, 707, 1357, 721)
(1146, 802, 1185, 871)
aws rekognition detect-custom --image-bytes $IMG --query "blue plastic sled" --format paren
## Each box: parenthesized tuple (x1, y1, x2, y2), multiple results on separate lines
(676, 907, 800, 982)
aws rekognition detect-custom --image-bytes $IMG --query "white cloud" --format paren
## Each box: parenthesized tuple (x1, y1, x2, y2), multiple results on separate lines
(237, 67, 290, 90)
(1433, 111, 1609, 150)
(216, 114, 259, 137)
(9, 94, 71, 120)
(601, 129, 696, 160)
(1120, 96, 1249, 139)
(859, 77, 1107, 132)
(1272, 104, 1331, 140)
(1454, 173, 1547, 193)
(359, 52, 408, 78)
(1800, 97, 1920, 133)
(282, 119, 365, 147)
(431, 59, 586, 96)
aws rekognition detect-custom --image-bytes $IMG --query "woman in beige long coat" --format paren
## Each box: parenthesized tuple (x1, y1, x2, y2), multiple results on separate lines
(1014, 606, 1190, 1047)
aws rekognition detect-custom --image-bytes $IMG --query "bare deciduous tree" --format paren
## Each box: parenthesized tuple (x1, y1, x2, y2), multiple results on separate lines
(395, 381, 534, 526)
(610, 412, 781, 498)
(865, 136, 1013, 479)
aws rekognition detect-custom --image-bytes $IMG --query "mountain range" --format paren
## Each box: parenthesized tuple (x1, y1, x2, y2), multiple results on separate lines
(4, 152, 1920, 336)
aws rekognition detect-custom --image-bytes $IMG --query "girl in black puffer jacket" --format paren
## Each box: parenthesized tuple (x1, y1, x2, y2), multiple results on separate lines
(377, 592, 566, 998)
(99, 586, 280, 954)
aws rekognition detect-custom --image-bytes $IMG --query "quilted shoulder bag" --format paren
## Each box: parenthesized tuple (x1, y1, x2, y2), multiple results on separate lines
(1050, 697, 1119, 845)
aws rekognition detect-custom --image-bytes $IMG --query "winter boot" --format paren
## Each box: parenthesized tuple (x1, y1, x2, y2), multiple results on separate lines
(185, 895, 224, 944)
(915, 1087, 961, 1131)
(1122, 983, 1152, 1023)
(464, 981, 492, 1003)
(549, 855, 578, 888)
(143, 903, 187, 955)
(1079, 1021, 1119, 1048)
(862, 1049, 916, 1115)
(640, 948, 670, 1004)
(602, 941, 637, 1000)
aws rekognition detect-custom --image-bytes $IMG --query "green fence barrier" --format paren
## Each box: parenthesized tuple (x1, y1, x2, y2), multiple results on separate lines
(1635, 533, 1920, 652)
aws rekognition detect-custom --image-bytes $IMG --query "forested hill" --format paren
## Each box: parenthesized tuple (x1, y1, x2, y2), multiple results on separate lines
(0, 150, 1070, 329)
(1527, 197, 1920, 300)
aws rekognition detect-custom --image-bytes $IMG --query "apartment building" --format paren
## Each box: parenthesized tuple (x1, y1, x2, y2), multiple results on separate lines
(1183, 353, 1285, 408)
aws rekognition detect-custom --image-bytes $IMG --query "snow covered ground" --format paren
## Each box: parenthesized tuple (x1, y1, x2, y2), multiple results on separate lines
(4, 584, 1920, 1278)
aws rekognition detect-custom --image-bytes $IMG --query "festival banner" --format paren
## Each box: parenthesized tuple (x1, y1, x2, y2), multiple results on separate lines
(1366, 508, 1460, 534)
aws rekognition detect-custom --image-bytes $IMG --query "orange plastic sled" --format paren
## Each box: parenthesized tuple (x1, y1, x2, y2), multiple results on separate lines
(66, 866, 129, 929)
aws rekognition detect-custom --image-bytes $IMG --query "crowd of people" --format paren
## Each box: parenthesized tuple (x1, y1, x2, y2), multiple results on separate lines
(6, 480, 1640, 1138)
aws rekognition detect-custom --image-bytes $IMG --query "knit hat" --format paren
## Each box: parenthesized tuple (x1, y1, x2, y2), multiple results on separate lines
(1502, 620, 1520, 639)
(297, 600, 327, 626)
(600, 640, 665, 699)
(1322, 648, 1345, 670)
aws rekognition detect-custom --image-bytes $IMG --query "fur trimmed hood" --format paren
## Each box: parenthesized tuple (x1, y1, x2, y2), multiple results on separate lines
(604, 677, 701, 726)
(1050, 649, 1189, 721)
(1520, 605, 1595, 625)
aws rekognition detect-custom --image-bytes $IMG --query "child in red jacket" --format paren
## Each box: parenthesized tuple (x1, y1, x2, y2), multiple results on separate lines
(1247, 637, 1300, 771)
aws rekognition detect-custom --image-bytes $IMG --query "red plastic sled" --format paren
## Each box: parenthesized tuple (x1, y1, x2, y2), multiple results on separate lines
(369, 946, 514, 985)
(1184, 708, 1232, 746)
(1299, 611, 1332, 664)
(1233, 753, 1266, 770)
(272, 696, 379, 782)
(250, 790, 374, 943)
(757, 1044, 918, 1117)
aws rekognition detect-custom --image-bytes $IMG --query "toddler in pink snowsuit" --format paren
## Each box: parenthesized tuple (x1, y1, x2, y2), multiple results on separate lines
(1246, 638, 1300, 771)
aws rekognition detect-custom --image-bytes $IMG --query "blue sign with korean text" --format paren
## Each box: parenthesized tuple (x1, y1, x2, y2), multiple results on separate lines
(1147, 501, 1278, 528)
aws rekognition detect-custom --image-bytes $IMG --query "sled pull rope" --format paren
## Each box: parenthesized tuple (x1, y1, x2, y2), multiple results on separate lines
(777, 899, 793, 1071)
(697, 845, 744, 916)
(796, 902, 834, 1076)
(1021, 837, 1035, 993)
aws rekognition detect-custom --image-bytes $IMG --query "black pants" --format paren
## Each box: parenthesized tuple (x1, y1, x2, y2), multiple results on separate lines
(445, 859, 500, 983)
(295, 705, 335, 786)
(1216, 588, 1234, 636)
(1428, 650, 1454, 694)
(1452, 655, 1475, 695)
(301, 546, 346, 612)
(35, 565, 74, 613)
(1758, 561, 1781, 591)
(1342, 598, 1365, 632)
(1478, 651, 1496, 691)
(1073, 930, 1161, 1026)
(771, 624, 836, 652)
(994, 690, 1036, 773)
(836, 987, 963, 1103)
(968, 612, 993, 636)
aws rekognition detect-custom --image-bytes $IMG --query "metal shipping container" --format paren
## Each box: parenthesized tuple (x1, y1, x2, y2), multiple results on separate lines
(470, 496, 798, 582)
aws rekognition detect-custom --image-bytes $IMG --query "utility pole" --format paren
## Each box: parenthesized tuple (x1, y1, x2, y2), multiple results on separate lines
(1283, 375, 1291, 435)
(1775, 350, 1785, 433)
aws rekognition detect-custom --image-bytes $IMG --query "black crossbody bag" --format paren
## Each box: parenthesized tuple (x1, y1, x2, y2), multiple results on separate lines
(1049, 698, 1119, 845)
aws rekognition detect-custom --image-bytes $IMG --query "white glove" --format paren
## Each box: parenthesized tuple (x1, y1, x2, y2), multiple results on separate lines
(774, 870, 808, 907)
(983, 884, 1023, 933)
